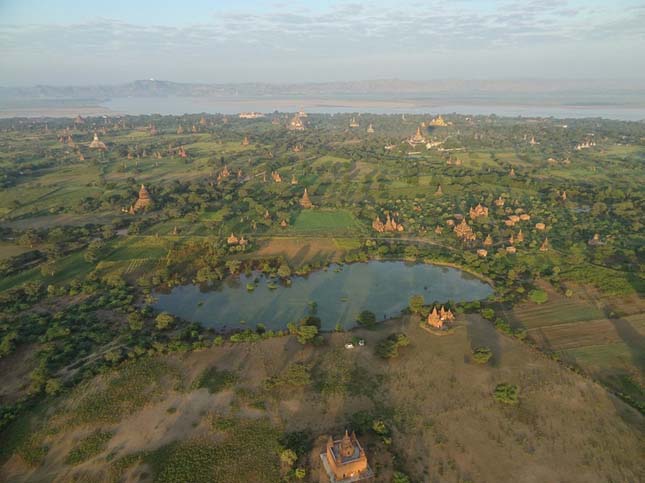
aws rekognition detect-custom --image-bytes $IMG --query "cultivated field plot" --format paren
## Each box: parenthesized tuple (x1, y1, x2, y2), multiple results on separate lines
(509, 282, 644, 404)
(254, 236, 356, 265)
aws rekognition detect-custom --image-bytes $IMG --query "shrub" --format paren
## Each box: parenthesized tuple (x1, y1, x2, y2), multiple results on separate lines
(66, 430, 114, 465)
(192, 367, 238, 394)
(408, 294, 425, 314)
(295, 325, 318, 345)
(528, 289, 549, 304)
(375, 333, 410, 359)
(155, 312, 175, 330)
(493, 383, 519, 405)
(356, 310, 376, 328)
(472, 347, 492, 364)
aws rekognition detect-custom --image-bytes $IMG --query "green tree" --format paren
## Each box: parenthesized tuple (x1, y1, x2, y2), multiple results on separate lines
(357, 310, 376, 328)
(493, 383, 519, 405)
(155, 312, 175, 330)
(278, 263, 292, 278)
(409, 294, 425, 314)
(472, 346, 493, 364)
(128, 312, 144, 331)
(296, 325, 318, 344)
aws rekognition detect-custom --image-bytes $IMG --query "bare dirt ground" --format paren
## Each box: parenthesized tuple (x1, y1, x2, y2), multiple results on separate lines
(2, 314, 643, 482)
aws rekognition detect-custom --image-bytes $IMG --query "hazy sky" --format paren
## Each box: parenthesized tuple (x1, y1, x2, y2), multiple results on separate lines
(1, 0, 644, 85)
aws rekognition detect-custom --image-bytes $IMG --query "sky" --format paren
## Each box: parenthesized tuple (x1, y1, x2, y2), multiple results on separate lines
(1, 0, 644, 85)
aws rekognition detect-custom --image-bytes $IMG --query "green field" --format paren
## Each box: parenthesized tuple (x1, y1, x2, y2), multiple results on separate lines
(288, 209, 365, 235)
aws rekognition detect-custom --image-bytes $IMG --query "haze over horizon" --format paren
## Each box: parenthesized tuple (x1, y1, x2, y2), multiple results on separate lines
(1, 0, 645, 86)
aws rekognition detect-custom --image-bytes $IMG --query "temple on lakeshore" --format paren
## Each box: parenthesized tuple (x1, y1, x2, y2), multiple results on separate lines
(349, 117, 360, 128)
(89, 132, 107, 150)
(469, 203, 489, 220)
(454, 219, 476, 242)
(407, 127, 427, 146)
(426, 306, 455, 329)
(300, 188, 313, 208)
(429, 115, 448, 127)
(372, 213, 404, 233)
(128, 184, 153, 213)
(321, 431, 373, 483)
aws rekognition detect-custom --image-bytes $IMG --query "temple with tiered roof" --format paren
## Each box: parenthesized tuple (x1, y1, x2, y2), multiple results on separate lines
(89, 133, 107, 150)
(300, 188, 313, 209)
(321, 430, 373, 483)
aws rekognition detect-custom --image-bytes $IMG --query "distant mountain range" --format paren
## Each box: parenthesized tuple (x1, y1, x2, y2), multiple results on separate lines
(1, 79, 644, 101)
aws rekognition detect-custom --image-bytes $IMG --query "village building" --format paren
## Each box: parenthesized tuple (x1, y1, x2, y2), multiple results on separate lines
(321, 431, 373, 483)
(300, 188, 313, 209)
(469, 203, 489, 220)
(89, 132, 107, 150)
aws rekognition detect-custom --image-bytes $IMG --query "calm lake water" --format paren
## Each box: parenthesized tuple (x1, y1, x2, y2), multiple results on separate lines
(153, 261, 493, 331)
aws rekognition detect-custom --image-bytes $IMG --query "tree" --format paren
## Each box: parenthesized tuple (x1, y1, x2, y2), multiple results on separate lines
(375, 333, 410, 359)
(409, 294, 425, 314)
(528, 289, 548, 304)
(356, 310, 376, 328)
(280, 449, 297, 467)
(296, 324, 318, 344)
(393, 471, 411, 483)
(493, 383, 519, 405)
(85, 240, 105, 263)
(155, 312, 175, 330)
(278, 263, 292, 278)
(472, 346, 493, 364)
(128, 312, 144, 331)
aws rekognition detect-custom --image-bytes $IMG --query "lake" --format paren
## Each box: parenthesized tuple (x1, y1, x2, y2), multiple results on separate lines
(153, 261, 493, 331)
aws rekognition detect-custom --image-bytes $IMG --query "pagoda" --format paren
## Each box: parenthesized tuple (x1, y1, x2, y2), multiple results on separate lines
(227, 233, 239, 245)
(407, 126, 426, 146)
(366, 124, 375, 133)
(291, 175, 298, 185)
(435, 184, 443, 196)
(149, 124, 158, 135)
(349, 117, 360, 128)
(494, 196, 505, 207)
(539, 238, 550, 252)
(89, 132, 107, 150)
(131, 185, 152, 213)
(509, 167, 516, 177)
(469, 203, 489, 220)
(372, 213, 404, 233)
(321, 431, 372, 483)
(454, 219, 476, 242)
(271, 171, 282, 183)
(177, 146, 188, 158)
(299, 188, 313, 209)
(477, 249, 488, 257)
(241, 135, 250, 146)
(176, 125, 184, 134)
(588, 233, 603, 246)
(426, 306, 454, 329)
(288, 114, 306, 131)
(429, 115, 448, 127)
(483, 234, 493, 246)
(516, 229, 524, 243)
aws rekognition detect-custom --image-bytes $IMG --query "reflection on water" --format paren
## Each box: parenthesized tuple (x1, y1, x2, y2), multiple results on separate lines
(153, 261, 493, 330)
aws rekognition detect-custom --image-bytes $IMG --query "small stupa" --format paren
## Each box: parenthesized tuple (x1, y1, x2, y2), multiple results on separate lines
(299, 188, 313, 209)
(131, 184, 152, 213)
(89, 132, 107, 150)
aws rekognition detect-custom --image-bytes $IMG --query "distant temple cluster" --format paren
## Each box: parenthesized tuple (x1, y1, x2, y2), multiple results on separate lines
(426, 305, 455, 329)
(575, 139, 596, 150)
(288, 112, 306, 131)
(321, 431, 373, 483)
(429, 115, 449, 127)
(372, 213, 404, 233)
(239, 112, 264, 119)
(407, 126, 427, 146)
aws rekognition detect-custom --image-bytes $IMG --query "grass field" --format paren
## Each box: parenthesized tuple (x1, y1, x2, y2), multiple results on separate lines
(288, 209, 365, 236)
